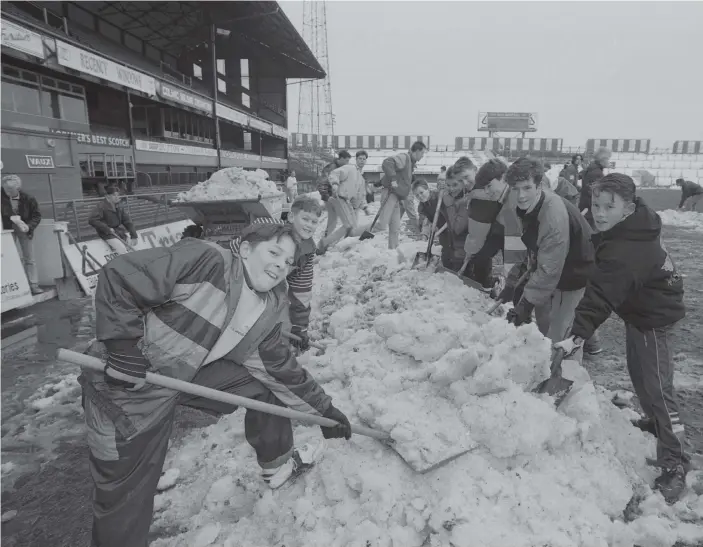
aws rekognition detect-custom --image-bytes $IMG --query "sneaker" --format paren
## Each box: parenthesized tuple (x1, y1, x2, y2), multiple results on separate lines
(632, 417, 658, 437)
(648, 457, 693, 475)
(261, 440, 325, 489)
(30, 285, 44, 295)
(654, 464, 687, 504)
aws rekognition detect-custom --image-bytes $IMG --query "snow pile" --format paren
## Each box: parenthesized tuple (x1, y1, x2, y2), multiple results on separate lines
(151, 235, 703, 547)
(175, 168, 281, 202)
(658, 209, 703, 233)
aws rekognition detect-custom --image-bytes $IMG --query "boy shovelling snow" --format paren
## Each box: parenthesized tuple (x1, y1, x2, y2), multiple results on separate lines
(437, 158, 476, 273)
(317, 150, 370, 254)
(463, 159, 527, 285)
(554, 173, 690, 503)
(497, 157, 594, 354)
(412, 178, 444, 240)
(81, 222, 352, 547)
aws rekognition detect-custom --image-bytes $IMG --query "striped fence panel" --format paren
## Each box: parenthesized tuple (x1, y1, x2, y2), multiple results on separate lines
(673, 141, 702, 154)
(586, 139, 650, 154)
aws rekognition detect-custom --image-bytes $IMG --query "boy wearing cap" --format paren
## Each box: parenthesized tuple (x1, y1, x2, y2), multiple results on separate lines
(555, 173, 689, 503)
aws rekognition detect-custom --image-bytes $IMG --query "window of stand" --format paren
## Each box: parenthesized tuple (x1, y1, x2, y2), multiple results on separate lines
(1, 64, 88, 123)
(132, 105, 213, 145)
(79, 153, 135, 181)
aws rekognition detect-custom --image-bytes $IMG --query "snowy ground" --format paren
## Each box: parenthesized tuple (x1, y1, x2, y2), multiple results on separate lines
(658, 210, 703, 233)
(144, 209, 703, 547)
(2, 192, 702, 547)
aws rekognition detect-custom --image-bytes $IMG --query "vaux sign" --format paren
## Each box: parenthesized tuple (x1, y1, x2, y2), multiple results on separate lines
(158, 83, 213, 115)
(55, 39, 157, 96)
(1, 20, 45, 59)
(26, 155, 55, 169)
(49, 128, 131, 148)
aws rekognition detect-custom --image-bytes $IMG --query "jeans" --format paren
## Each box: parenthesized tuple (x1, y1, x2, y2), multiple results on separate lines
(13, 231, 38, 287)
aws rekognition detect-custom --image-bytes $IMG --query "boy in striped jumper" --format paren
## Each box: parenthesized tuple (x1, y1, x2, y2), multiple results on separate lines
(237, 195, 322, 352)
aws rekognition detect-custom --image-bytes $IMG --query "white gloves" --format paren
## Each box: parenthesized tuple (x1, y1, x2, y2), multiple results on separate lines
(553, 336, 584, 357)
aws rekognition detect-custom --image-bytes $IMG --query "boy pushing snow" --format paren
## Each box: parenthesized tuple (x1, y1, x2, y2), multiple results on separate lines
(81, 222, 352, 547)
(554, 173, 690, 503)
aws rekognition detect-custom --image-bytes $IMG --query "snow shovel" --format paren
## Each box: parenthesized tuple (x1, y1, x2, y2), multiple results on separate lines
(411, 190, 444, 269)
(58, 349, 474, 474)
(410, 224, 446, 269)
(359, 193, 392, 241)
(433, 264, 491, 292)
(532, 347, 573, 406)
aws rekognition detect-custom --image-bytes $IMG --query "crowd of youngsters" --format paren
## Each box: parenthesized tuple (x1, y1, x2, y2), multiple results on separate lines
(82, 144, 693, 545)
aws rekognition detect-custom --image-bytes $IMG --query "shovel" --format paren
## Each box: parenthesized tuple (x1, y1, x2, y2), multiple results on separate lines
(359, 193, 392, 241)
(486, 270, 532, 315)
(411, 224, 447, 269)
(58, 349, 475, 474)
(532, 347, 573, 406)
(411, 189, 445, 269)
(433, 264, 491, 292)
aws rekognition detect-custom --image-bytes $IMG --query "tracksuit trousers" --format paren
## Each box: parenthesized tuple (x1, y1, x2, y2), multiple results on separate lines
(624, 323, 690, 470)
(85, 361, 294, 547)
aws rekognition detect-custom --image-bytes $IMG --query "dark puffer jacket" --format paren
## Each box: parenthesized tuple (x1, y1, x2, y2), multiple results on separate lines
(571, 198, 685, 339)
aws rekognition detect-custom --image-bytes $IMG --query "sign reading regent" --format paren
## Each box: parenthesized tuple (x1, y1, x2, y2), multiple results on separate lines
(1, 20, 45, 59)
(26, 155, 55, 169)
(159, 83, 213, 115)
(49, 128, 131, 148)
(55, 39, 156, 96)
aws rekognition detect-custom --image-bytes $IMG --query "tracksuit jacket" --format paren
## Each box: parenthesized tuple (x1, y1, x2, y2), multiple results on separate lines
(508, 191, 594, 306)
(84, 237, 332, 453)
(571, 198, 685, 340)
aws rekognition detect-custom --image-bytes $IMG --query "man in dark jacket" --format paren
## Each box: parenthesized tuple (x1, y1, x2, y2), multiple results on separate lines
(88, 186, 138, 254)
(1, 175, 43, 294)
(496, 158, 594, 353)
(562, 154, 584, 189)
(555, 173, 689, 504)
(675, 178, 703, 211)
(578, 147, 611, 227)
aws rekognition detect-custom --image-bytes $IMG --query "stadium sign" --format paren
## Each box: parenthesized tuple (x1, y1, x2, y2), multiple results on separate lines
(55, 39, 157, 96)
(49, 128, 131, 148)
(1, 231, 34, 310)
(216, 102, 249, 127)
(158, 83, 213, 115)
(248, 117, 272, 134)
(135, 139, 217, 157)
(478, 112, 537, 133)
(1, 20, 45, 59)
(25, 155, 55, 169)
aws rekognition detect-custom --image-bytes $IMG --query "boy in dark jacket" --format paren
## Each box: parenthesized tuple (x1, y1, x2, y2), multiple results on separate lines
(1, 175, 43, 294)
(579, 147, 611, 226)
(675, 178, 703, 211)
(412, 178, 444, 239)
(555, 173, 689, 503)
(88, 187, 138, 254)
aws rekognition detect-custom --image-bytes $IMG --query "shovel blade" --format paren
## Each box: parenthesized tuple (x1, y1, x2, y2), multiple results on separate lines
(434, 265, 487, 291)
(411, 251, 430, 269)
(359, 230, 375, 241)
(533, 376, 574, 407)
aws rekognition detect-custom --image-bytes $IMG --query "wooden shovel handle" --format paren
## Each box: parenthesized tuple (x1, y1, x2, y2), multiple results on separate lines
(58, 349, 389, 441)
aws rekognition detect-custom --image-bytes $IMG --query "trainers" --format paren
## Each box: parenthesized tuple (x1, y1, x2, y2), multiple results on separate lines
(261, 440, 325, 489)
(632, 417, 658, 437)
(30, 285, 44, 295)
(648, 457, 693, 475)
(654, 464, 687, 504)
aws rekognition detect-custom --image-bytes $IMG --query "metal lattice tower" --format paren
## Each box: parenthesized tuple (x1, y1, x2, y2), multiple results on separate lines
(297, 0, 334, 171)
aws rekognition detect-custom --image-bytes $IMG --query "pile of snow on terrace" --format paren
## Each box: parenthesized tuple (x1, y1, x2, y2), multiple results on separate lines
(658, 209, 703, 233)
(175, 167, 281, 202)
(151, 236, 703, 547)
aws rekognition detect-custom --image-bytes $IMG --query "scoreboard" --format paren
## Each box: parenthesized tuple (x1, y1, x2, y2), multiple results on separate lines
(478, 112, 538, 133)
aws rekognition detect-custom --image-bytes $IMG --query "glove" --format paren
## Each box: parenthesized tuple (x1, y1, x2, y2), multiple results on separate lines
(490, 274, 506, 299)
(496, 285, 514, 303)
(321, 404, 352, 440)
(290, 327, 310, 353)
(506, 298, 534, 326)
(103, 340, 149, 391)
(554, 336, 583, 357)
